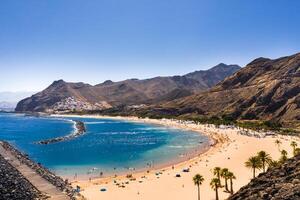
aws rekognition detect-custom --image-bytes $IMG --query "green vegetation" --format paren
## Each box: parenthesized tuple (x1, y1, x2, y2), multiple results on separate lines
(275, 139, 282, 151)
(294, 148, 300, 156)
(213, 167, 222, 186)
(137, 112, 299, 135)
(236, 120, 282, 131)
(220, 168, 229, 192)
(245, 143, 300, 179)
(210, 178, 220, 200)
(211, 167, 236, 195)
(257, 151, 272, 173)
(279, 150, 288, 163)
(291, 141, 298, 156)
(193, 174, 204, 200)
(245, 156, 262, 178)
(227, 172, 236, 195)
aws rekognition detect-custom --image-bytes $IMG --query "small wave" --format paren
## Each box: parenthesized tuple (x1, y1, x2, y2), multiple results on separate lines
(167, 145, 184, 148)
(85, 121, 120, 124)
(135, 127, 171, 131)
(96, 131, 146, 135)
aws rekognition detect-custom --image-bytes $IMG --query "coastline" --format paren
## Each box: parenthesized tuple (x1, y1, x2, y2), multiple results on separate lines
(52, 114, 225, 176)
(52, 114, 218, 180)
(53, 114, 299, 200)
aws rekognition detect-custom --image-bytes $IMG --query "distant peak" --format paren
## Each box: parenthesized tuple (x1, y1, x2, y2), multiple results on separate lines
(53, 79, 65, 83)
(216, 63, 227, 67)
(248, 57, 271, 65)
(51, 79, 67, 86)
(209, 63, 241, 71)
(102, 80, 114, 85)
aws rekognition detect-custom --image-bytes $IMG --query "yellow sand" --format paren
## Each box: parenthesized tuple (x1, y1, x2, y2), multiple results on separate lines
(54, 115, 298, 200)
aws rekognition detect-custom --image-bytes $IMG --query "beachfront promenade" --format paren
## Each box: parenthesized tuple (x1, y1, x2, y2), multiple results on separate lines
(0, 141, 71, 200)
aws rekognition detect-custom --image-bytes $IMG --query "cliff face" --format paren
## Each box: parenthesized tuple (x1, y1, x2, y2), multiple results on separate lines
(229, 155, 300, 200)
(15, 64, 240, 112)
(157, 53, 300, 123)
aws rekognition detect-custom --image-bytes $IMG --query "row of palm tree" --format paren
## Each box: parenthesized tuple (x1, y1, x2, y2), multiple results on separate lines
(275, 139, 300, 156)
(245, 150, 278, 178)
(212, 167, 236, 194)
(192, 140, 299, 200)
(245, 140, 299, 179)
(193, 174, 223, 200)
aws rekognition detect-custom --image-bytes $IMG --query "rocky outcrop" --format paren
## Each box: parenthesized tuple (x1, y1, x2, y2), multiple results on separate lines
(153, 53, 300, 123)
(15, 64, 240, 112)
(0, 154, 44, 199)
(229, 155, 300, 200)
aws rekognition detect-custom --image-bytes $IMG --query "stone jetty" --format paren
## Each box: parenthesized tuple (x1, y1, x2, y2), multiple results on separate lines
(38, 120, 86, 145)
(0, 153, 46, 199)
(0, 141, 86, 200)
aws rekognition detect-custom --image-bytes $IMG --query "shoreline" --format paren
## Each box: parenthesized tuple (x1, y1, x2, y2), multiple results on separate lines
(52, 114, 229, 179)
(50, 114, 219, 181)
(53, 114, 299, 200)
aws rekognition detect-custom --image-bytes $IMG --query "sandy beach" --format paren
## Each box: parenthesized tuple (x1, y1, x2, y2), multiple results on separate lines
(55, 114, 299, 200)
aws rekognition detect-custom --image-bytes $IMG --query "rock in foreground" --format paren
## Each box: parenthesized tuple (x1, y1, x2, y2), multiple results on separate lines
(0, 154, 44, 199)
(229, 155, 300, 200)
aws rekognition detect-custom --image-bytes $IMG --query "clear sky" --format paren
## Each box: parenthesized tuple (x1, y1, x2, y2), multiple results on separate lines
(1, 0, 300, 92)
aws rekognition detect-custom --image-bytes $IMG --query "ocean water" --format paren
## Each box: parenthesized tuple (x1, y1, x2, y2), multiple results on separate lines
(0, 113, 209, 178)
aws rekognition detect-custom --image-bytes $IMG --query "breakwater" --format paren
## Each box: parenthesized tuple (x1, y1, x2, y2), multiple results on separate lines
(0, 141, 85, 200)
(38, 120, 86, 144)
(0, 153, 46, 199)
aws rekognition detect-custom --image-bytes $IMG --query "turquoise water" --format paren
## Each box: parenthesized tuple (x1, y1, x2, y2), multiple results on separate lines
(0, 113, 209, 178)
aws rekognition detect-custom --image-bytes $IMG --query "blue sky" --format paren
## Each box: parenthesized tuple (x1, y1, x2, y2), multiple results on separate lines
(1, 0, 300, 92)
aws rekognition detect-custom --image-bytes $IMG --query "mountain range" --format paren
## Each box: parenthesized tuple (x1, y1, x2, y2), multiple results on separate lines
(15, 63, 240, 112)
(136, 53, 300, 124)
(0, 91, 36, 111)
(0, 101, 16, 112)
(15, 52, 300, 125)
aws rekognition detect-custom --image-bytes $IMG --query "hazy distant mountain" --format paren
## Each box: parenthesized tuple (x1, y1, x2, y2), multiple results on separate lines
(0, 91, 35, 111)
(0, 91, 36, 102)
(15, 64, 241, 112)
(0, 101, 16, 112)
(144, 53, 300, 123)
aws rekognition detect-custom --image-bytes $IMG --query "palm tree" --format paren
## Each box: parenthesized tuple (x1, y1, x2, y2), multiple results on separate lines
(220, 168, 229, 191)
(227, 171, 236, 195)
(275, 139, 282, 151)
(210, 178, 220, 200)
(245, 156, 262, 178)
(213, 167, 222, 186)
(268, 159, 279, 168)
(193, 174, 204, 200)
(294, 148, 300, 156)
(279, 149, 288, 163)
(291, 141, 298, 155)
(257, 151, 272, 172)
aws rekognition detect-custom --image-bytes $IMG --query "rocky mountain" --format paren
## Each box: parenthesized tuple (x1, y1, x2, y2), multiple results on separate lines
(15, 64, 240, 112)
(229, 155, 300, 200)
(148, 53, 300, 123)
